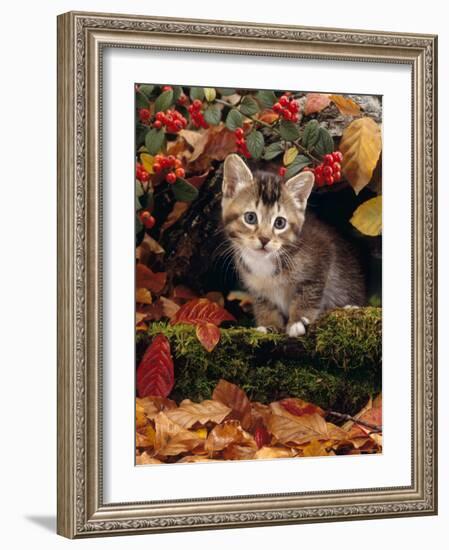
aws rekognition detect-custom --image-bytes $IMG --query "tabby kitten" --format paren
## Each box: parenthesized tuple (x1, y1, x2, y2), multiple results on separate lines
(221, 154, 365, 337)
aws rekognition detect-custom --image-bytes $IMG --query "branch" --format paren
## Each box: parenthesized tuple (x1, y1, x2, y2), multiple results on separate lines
(326, 410, 382, 433)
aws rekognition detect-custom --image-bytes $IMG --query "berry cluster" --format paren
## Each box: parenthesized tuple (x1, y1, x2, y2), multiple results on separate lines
(273, 94, 300, 122)
(153, 109, 188, 133)
(136, 162, 150, 183)
(234, 128, 251, 158)
(188, 99, 209, 129)
(139, 210, 156, 230)
(308, 151, 343, 187)
(153, 154, 185, 184)
(138, 108, 151, 123)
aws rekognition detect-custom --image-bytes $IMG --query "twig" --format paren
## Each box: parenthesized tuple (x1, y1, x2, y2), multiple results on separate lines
(326, 410, 382, 433)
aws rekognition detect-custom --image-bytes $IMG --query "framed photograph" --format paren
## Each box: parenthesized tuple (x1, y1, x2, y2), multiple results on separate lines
(57, 11, 438, 538)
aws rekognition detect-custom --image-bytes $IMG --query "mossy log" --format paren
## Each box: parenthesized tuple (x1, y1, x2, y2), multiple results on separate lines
(137, 307, 381, 415)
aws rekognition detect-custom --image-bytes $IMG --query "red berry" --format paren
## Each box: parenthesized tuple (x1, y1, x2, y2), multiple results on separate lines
(315, 173, 325, 186)
(323, 165, 333, 177)
(323, 154, 334, 165)
(235, 128, 244, 138)
(279, 95, 289, 107)
(166, 172, 177, 184)
(325, 175, 334, 185)
(175, 167, 185, 178)
(289, 100, 300, 113)
(155, 112, 165, 121)
(291, 114, 299, 123)
(162, 85, 172, 92)
(283, 109, 292, 120)
(315, 164, 323, 176)
(140, 211, 156, 229)
(332, 151, 343, 162)
(153, 163, 162, 173)
(332, 162, 341, 172)
(140, 170, 150, 182)
(273, 102, 282, 113)
(279, 167, 287, 177)
(153, 120, 162, 129)
(193, 99, 202, 110)
(333, 171, 342, 182)
(139, 108, 150, 121)
(178, 94, 188, 105)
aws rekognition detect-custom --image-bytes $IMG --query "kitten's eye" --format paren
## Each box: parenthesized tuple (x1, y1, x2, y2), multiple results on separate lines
(244, 211, 258, 225)
(274, 216, 287, 230)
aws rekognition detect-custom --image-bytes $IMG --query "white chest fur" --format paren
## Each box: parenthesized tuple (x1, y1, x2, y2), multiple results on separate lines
(240, 253, 291, 316)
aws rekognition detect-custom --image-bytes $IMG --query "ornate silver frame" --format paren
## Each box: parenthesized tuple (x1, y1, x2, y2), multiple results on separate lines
(57, 11, 438, 538)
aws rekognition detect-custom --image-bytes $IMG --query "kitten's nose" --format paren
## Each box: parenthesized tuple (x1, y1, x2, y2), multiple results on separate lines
(259, 237, 270, 248)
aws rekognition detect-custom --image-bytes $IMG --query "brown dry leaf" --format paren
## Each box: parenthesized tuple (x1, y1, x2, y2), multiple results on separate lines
(136, 400, 149, 429)
(160, 201, 190, 232)
(165, 399, 231, 429)
(329, 94, 361, 116)
(267, 413, 337, 446)
(136, 287, 152, 305)
(212, 379, 252, 430)
(172, 285, 198, 302)
(136, 300, 165, 323)
(136, 424, 156, 448)
(276, 398, 325, 418)
(137, 396, 177, 421)
(254, 446, 297, 460)
(304, 93, 331, 115)
(180, 124, 237, 172)
(257, 109, 279, 124)
(301, 438, 334, 457)
(159, 296, 180, 319)
(136, 264, 167, 294)
(177, 455, 221, 463)
(205, 420, 257, 460)
(136, 452, 163, 465)
(154, 412, 205, 456)
(204, 291, 225, 307)
(340, 117, 382, 194)
(136, 233, 164, 264)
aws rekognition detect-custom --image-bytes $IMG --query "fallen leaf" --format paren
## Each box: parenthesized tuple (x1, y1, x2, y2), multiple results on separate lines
(136, 400, 148, 429)
(254, 446, 297, 459)
(136, 300, 165, 323)
(212, 379, 252, 430)
(204, 291, 224, 307)
(172, 285, 198, 302)
(301, 438, 333, 457)
(340, 117, 382, 194)
(205, 420, 257, 460)
(136, 452, 163, 465)
(278, 398, 325, 418)
(136, 287, 152, 305)
(165, 399, 231, 429)
(136, 264, 167, 294)
(137, 396, 177, 420)
(257, 109, 279, 124)
(159, 296, 180, 319)
(136, 424, 156, 448)
(170, 298, 236, 326)
(350, 196, 382, 237)
(267, 413, 342, 446)
(329, 94, 361, 116)
(154, 412, 204, 456)
(160, 201, 190, 232)
(136, 334, 174, 398)
(136, 233, 164, 264)
(196, 322, 221, 352)
(254, 425, 271, 448)
(304, 93, 330, 115)
(177, 455, 221, 463)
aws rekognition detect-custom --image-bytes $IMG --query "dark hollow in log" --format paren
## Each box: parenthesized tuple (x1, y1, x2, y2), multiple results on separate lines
(137, 307, 381, 415)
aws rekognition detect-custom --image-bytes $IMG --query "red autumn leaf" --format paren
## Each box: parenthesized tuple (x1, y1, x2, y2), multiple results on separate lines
(279, 398, 325, 418)
(195, 322, 221, 352)
(257, 109, 279, 124)
(304, 93, 331, 116)
(170, 298, 236, 326)
(135, 263, 167, 294)
(254, 425, 271, 449)
(136, 334, 174, 398)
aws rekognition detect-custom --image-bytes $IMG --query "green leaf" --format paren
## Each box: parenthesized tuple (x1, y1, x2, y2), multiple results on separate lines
(172, 178, 199, 202)
(263, 142, 284, 160)
(279, 119, 300, 141)
(302, 120, 320, 150)
(314, 127, 334, 156)
(225, 109, 244, 131)
(240, 96, 260, 116)
(204, 105, 222, 126)
(217, 88, 236, 96)
(136, 125, 149, 149)
(190, 87, 205, 101)
(246, 130, 264, 159)
(284, 155, 311, 179)
(154, 89, 174, 113)
(256, 90, 277, 109)
(139, 84, 155, 99)
(204, 88, 216, 102)
(136, 213, 144, 235)
(145, 128, 165, 155)
(136, 91, 150, 109)
(350, 196, 382, 236)
(172, 86, 183, 103)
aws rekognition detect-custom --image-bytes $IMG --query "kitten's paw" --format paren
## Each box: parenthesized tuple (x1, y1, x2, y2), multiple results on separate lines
(255, 326, 268, 334)
(301, 316, 310, 326)
(287, 321, 306, 337)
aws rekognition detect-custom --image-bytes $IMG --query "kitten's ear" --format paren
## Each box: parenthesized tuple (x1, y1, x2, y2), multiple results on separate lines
(222, 154, 253, 198)
(285, 171, 315, 208)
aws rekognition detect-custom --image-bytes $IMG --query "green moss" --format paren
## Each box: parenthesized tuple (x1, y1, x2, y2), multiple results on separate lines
(137, 307, 382, 414)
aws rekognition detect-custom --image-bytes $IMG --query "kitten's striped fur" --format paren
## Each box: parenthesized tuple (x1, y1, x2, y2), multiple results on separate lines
(221, 154, 366, 336)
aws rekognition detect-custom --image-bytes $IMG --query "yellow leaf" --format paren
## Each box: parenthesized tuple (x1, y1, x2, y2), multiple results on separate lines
(339, 117, 382, 194)
(140, 153, 155, 174)
(195, 427, 208, 439)
(204, 88, 216, 102)
(136, 287, 152, 304)
(283, 147, 298, 166)
(329, 94, 361, 116)
(350, 196, 382, 236)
